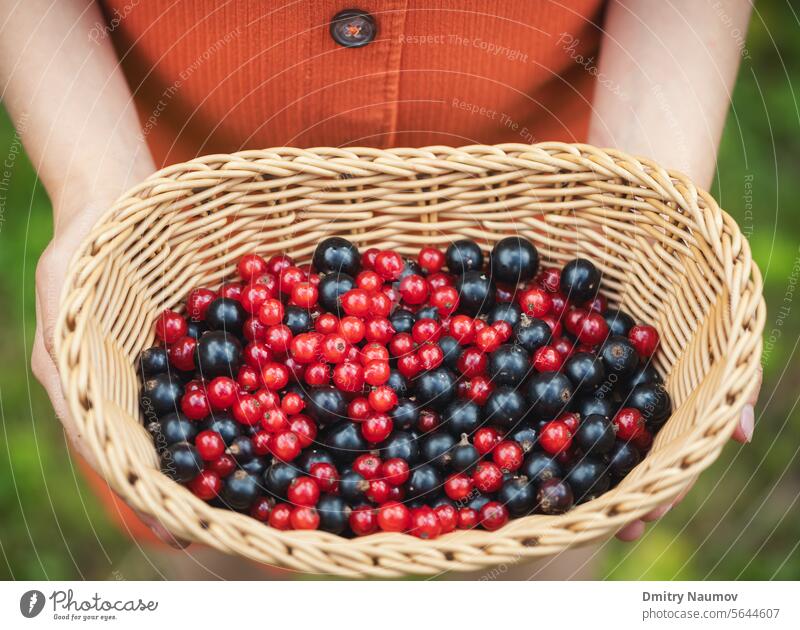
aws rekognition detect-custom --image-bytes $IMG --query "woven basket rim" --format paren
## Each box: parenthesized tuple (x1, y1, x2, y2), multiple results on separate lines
(53, 142, 766, 577)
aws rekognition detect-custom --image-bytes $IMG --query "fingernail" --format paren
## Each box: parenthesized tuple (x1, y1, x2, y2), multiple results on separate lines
(740, 405, 754, 443)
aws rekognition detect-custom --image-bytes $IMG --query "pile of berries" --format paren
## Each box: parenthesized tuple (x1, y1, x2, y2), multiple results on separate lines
(138, 235, 671, 538)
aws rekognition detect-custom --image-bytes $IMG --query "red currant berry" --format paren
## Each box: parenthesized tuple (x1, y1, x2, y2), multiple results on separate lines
(558, 412, 581, 434)
(444, 473, 474, 501)
(389, 333, 414, 358)
(540, 420, 573, 454)
(195, 430, 226, 461)
(410, 506, 442, 539)
(207, 376, 237, 410)
(278, 265, 306, 295)
(374, 251, 404, 280)
(473, 427, 501, 455)
(472, 461, 503, 493)
(155, 309, 187, 343)
(397, 353, 422, 378)
(219, 282, 244, 300)
(464, 376, 493, 405)
(347, 397, 371, 422)
(288, 476, 320, 507)
(492, 440, 524, 472)
(363, 360, 391, 386)
(431, 285, 459, 316)
(240, 283, 271, 313)
(448, 315, 476, 344)
(243, 317, 268, 342)
(186, 288, 216, 321)
(353, 453, 382, 479)
(381, 458, 410, 486)
(577, 311, 609, 346)
(366, 478, 391, 503)
(291, 282, 318, 308)
(270, 430, 301, 461)
(614, 407, 646, 440)
(290, 506, 320, 530)
(519, 288, 553, 318)
(361, 248, 380, 270)
(252, 430, 272, 455)
(564, 308, 588, 336)
(257, 298, 284, 326)
(533, 345, 563, 372)
(362, 413, 394, 443)
(537, 267, 561, 292)
(365, 317, 394, 344)
(480, 501, 509, 531)
(261, 362, 290, 390)
(290, 332, 323, 364)
(435, 504, 458, 533)
(628, 324, 659, 357)
(310, 462, 339, 493)
(475, 326, 502, 352)
(541, 315, 562, 337)
(289, 414, 316, 448)
(304, 362, 331, 387)
(243, 341, 272, 369)
(168, 336, 196, 371)
(265, 324, 293, 354)
(232, 395, 262, 426)
(368, 386, 397, 413)
(339, 316, 366, 344)
(250, 497, 273, 522)
(369, 291, 393, 317)
(315, 312, 339, 334)
(457, 507, 480, 529)
(237, 365, 260, 392)
(356, 270, 382, 292)
(281, 392, 305, 415)
(418, 247, 445, 274)
(399, 274, 429, 305)
(427, 271, 454, 289)
(417, 343, 444, 371)
(333, 361, 364, 392)
(210, 454, 236, 477)
(189, 470, 222, 500)
(377, 501, 411, 532)
(341, 289, 370, 317)
(412, 318, 442, 344)
(269, 503, 292, 530)
(457, 347, 488, 377)
(181, 389, 210, 421)
(237, 253, 268, 282)
(349, 506, 378, 536)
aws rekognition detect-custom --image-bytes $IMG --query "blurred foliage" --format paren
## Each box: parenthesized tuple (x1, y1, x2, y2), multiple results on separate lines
(1, 2, 798, 580)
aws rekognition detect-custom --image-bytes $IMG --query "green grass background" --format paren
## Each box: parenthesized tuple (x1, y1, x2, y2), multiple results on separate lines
(1, 3, 798, 580)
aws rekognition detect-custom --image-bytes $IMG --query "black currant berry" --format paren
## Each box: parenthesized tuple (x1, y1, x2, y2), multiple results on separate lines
(389, 308, 416, 334)
(416, 305, 439, 321)
(138, 346, 169, 378)
(521, 452, 563, 485)
(200, 414, 242, 446)
(227, 435, 255, 463)
(603, 309, 635, 337)
(450, 437, 480, 472)
(455, 270, 496, 316)
(141, 373, 183, 417)
(563, 352, 607, 393)
(391, 398, 419, 431)
(484, 386, 527, 429)
(312, 236, 360, 276)
(414, 368, 456, 410)
(318, 272, 356, 314)
(195, 330, 242, 379)
(509, 425, 537, 453)
(323, 421, 369, 464)
(608, 441, 641, 477)
(407, 464, 442, 500)
(526, 372, 574, 421)
(488, 344, 531, 387)
(399, 259, 423, 280)
(566, 457, 611, 503)
(559, 258, 600, 304)
(490, 236, 539, 285)
(186, 320, 207, 340)
(381, 431, 420, 464)
(241, 456, 269, 477)
(264, 462, 302, 498)
(151, 412, 197, 447)
(628, 383, 672, 427)
(438, 335, 464, 371)
(297, 448, 336, 474)
(421, 431, 457, 468)
(445, 239, 484, 274)
(284, 306, 312, 335)
(306, 386, 347, 425)
(221, 470, 260, 510)
(317, 495, 350, 534)
(513, 316, 552, 353)
(573, 394, 616, 420)
(599, 336, 639, 377)
(498, 476, 537, 517)
(205, 297, 247, 335)
(339, 469, 369, 503)
(160, 441, 202, 483)
(488, 302, 522, 328)
(442, 399, 483, 436)
(574, 414, 616, 455)
(536, 478, 574, 514)
(387, 369, 411, 397)
(621, 362, 663, 392)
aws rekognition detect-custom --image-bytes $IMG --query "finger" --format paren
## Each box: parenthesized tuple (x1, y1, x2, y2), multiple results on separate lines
(616, 519, 646, 541)
(134, 510, 192, 549)
(642, 502, 672, 522)
(732, 366, 761, 444)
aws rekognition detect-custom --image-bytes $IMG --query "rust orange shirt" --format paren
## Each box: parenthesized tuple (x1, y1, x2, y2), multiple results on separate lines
(100, 1, 605, 168)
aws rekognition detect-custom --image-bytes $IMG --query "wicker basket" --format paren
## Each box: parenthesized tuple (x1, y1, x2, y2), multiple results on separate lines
(54, 142, 765, 577)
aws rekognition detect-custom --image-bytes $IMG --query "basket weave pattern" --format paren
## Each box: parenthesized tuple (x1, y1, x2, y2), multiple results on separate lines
(55, 142, 765, 577)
